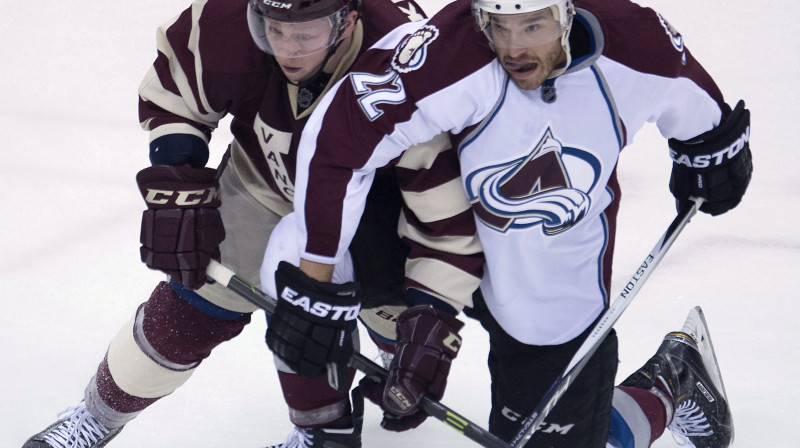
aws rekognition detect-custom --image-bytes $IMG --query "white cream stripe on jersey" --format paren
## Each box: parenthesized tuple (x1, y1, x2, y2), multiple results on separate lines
(398, 212, 482, 256)
(106, 317, 195, 398)
(405, 257, 479, 310)
(394, 133, 482, 309)
(395, 132, 452, 170)
(400, 177, 472, 223)
(138, 0, 225, 132)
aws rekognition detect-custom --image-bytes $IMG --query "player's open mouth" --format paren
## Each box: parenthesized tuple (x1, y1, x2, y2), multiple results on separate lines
(504, 61, 539, 79)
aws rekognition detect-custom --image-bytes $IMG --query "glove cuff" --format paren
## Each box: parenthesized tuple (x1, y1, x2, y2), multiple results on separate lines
(668, 100, 750, 171)
(137, 165, 221, 209)
(274, 261, 361, 326)
(396, 305, 464, 359)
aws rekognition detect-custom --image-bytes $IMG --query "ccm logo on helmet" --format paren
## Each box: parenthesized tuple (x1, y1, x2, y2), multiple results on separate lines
(261, 0, 291, 9)
(670, 125, 750, 169)
(143, 187, 220, 207)
(280, 287, 360, 320)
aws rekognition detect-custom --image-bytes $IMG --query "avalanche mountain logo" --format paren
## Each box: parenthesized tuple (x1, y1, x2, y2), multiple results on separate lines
(465, 128, 601, 234)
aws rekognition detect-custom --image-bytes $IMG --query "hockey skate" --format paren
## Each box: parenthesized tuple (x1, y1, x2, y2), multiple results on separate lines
(265, 387, 364, 448)
(22, 400, 122, 448)
(621, 306, 733, 448)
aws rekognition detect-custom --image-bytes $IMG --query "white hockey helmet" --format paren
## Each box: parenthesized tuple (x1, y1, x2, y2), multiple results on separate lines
(473, 0, 574, 28)
(473, 0, 575, 74)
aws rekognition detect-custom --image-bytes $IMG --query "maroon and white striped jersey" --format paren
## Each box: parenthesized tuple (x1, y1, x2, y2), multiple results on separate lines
(293, 0, 730, 340)
(138, 0, 482, 309)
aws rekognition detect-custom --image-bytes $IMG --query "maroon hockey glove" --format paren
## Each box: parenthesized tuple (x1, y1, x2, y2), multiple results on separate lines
(360, 305, 464, 432)
(136, 165, 225, 290)
(360, 376, 430, 432)
(669, 100, 752, 216)
(267, 261, 361, 383)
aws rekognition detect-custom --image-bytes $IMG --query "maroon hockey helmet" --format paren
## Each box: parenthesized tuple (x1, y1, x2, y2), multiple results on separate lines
(252, 0, 358, 23)
(248, 0, 360, 57)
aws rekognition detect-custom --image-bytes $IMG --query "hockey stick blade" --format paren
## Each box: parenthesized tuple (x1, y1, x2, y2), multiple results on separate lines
(205, 261, 512, 448)
(509, 198, 703, 448)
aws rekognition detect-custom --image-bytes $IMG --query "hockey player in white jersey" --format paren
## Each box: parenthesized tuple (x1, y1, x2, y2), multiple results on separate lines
(263, 0, 750, 447)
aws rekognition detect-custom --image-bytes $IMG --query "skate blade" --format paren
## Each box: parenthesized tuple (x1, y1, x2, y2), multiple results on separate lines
(680, 306, 729, 401)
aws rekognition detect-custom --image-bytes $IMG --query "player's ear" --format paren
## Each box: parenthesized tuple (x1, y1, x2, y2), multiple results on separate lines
(340, 10, 359, 39)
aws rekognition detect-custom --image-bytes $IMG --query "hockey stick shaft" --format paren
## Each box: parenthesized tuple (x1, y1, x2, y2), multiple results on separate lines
(510, 198, 702, 448)
(205, 261, 512, 448)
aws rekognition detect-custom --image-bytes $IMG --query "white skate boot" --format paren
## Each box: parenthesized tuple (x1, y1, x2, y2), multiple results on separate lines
(22, 400, 123, 448)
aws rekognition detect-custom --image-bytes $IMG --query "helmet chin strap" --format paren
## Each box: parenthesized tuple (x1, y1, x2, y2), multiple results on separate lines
(297, 39, 343, 89)
(283, 38, 345, 113)
(546, 5, 574, 80)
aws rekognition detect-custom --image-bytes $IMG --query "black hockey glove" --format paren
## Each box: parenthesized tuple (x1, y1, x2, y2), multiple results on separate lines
(360, 305, 464, 432)
(669, 100, 752, 216)
(267, 261, 361, 383)
(137, 165, 225, 290)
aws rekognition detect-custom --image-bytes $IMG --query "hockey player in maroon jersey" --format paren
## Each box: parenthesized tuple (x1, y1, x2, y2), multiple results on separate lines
(22, 0, 485, 447)
(265, 0, 750, 447)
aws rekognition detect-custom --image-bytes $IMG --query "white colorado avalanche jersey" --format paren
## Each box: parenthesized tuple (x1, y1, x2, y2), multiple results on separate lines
(294, 0, 729, 344)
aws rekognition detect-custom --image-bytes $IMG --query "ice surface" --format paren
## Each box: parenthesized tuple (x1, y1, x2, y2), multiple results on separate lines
(1, 0, 797, 446)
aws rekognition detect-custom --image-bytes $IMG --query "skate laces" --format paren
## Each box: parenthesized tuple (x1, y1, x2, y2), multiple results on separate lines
(668, 399, 713, 446)
(42, 402, 113, 448)
(272, 426, 314, 448)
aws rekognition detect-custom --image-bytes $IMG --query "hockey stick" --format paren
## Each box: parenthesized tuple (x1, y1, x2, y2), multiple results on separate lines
(509, 198, 703, 448)
(205, 261, 512, 448)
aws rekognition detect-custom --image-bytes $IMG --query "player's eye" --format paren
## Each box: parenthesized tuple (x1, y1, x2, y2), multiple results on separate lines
(525, 24, 541, 34)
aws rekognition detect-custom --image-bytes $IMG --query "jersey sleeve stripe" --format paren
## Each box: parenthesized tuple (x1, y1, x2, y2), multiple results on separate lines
(405, 257, 481, 311)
